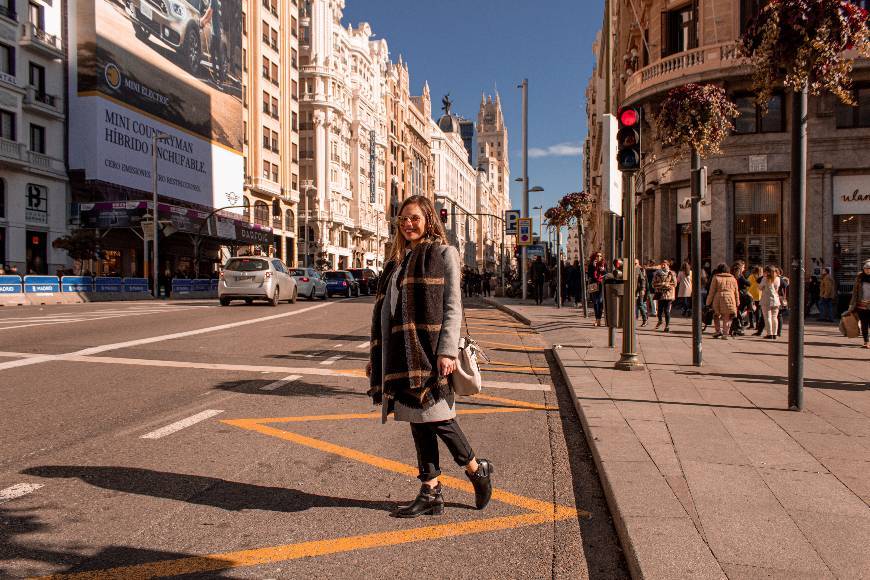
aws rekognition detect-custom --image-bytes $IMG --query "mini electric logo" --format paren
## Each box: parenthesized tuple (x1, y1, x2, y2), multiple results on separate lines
(104, 63, 121, 90)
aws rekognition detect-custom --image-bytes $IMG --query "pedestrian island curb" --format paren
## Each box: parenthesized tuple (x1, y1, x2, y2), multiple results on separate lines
(485, 298, 724, 580)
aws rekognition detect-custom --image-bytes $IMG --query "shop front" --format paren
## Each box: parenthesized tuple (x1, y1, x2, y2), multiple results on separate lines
(832, 174, 870, 298)
(75, 201, 273, 278)
(676, 186, 711, 268)
(733, 180, 783, 268)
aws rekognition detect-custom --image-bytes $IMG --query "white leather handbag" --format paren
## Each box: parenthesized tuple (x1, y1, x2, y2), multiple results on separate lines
(451, 335, 489, 396)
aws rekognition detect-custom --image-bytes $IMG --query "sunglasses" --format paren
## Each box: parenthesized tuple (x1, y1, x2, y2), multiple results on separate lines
(396, 215, 424, 225)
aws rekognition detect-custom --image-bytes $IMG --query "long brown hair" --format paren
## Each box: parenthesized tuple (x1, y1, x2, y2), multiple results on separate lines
(387, 195, 448, 264)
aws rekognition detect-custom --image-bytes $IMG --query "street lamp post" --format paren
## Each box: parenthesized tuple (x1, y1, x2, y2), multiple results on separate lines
(151, 131, 170, 298)
(303, 181, 316, 268)
(519, 79, 529, 300)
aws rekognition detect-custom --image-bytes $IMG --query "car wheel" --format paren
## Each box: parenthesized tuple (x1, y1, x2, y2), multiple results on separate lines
(182, 28, 201, 74)
(271, 287, 280, 307)
(244, 298, 253, 305)
(289, 288, 297, 304)
(219, 297, 230, 306)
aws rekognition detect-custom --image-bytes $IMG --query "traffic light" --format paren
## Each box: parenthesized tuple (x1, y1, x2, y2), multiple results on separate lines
(616, 107, 642, 172)
(439, 208, 448, 223)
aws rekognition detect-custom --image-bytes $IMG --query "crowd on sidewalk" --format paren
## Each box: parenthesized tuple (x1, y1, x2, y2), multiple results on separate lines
(521, 253, 870, 350)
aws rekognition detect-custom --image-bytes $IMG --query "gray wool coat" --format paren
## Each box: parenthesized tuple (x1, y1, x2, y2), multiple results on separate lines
(380, 244, 463, 423)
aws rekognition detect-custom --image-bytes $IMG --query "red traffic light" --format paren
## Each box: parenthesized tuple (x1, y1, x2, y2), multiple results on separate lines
(619, 108, 639, 127)
(439, 208, 448, 223)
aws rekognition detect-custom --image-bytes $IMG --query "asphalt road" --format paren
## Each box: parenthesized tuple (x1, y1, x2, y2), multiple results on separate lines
(0, 298, 627, 579)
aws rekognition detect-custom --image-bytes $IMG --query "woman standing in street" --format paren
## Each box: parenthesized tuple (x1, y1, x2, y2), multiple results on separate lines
(676, 261, 693, 316)
(706, 263, 740, 339)
(366, 195, 493, 518)
(588, 253, 607, 326)
(653, 260, 677, 332)
(748, 266, 763, 332)
(849, 259, 870, 349)
(759, 265, 781, 340)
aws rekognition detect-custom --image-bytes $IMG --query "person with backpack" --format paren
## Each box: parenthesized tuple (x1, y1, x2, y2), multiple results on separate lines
(653, 260, 677, 332)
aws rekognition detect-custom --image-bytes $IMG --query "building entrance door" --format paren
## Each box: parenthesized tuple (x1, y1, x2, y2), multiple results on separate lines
(734, 181, 782, 267)
(26, 230, 47, 274)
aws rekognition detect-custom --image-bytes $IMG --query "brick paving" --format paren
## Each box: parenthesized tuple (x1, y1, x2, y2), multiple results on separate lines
(487, 298, 869, 579)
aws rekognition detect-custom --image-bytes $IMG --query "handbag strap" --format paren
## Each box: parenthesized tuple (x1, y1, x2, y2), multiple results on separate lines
(460, 306, 490, 363)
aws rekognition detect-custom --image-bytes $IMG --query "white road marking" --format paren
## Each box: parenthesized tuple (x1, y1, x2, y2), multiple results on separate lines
(60, 354, 356, 377)
(0, 302, 334, 371)
(483, 381, 551, 392)
(0, 483, 43, 504)
(357, 341, 371, 349)
(320, 355, 343, 366)
(333, 343, 343, 348)
(140, 410, 224, 439)
(260, 374, 302, 391)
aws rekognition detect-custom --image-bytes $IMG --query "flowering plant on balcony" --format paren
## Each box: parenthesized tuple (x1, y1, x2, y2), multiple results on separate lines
(740, 0, 870, 107)
(654, 83, 739, 159)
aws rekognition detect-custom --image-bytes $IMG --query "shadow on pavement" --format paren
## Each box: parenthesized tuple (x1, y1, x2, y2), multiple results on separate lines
(679, 370, 868, 392)
(213, 379, 367, 399)
(284, 333, 369, 342)
(544, 350, 630, 579)
(266, 350, 368, 362)
(0, 504, 236, 577)
(22, 466, 405, 514)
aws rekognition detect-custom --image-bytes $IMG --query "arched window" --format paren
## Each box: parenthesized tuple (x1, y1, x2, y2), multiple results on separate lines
(285, 209, 295, 232)
(254, 200, 269, 226)
(242, 197, 250, 221)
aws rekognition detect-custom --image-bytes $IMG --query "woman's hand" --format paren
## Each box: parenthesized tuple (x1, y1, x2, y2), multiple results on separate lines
(365, 361, 372, 378)
(437, 356, 456, 377)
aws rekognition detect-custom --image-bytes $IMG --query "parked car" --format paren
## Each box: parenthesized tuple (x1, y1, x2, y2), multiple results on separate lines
(348, 268, 378, 295)
(323, 271, 360, 298)
(291, 267, 328, 300)
(219, 257, 297, 306)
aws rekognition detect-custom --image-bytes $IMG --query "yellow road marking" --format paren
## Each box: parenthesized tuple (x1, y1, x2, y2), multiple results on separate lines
(464, 330, 537, 336)
(473, 393, 553, 410)
(477, 340, 546, 352)
(36, 512, 574, 580)
(37, 397, 581, 579)
(223, 406, 535, 424)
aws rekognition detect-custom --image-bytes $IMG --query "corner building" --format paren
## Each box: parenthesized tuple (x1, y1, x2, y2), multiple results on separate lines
(591, 0, 870, 301)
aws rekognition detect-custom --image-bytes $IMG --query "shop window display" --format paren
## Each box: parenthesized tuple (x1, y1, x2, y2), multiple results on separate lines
(734, 181, 782, 268)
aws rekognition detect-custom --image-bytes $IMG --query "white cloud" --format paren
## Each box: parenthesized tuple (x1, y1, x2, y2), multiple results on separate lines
(527, 142, 583, 158)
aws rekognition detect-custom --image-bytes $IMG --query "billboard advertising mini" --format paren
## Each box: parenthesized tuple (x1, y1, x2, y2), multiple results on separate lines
(69, 0, 244, 209)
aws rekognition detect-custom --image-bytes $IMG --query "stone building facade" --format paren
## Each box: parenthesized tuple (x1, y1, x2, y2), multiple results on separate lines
(0, 0, 69, 274)
(586, 0, 870, 296)
(242, 0, 300, 266)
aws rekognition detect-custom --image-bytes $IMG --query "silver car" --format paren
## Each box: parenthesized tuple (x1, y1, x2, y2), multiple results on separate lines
(291, 268, 328, 301)
(219, 257, 297, 306)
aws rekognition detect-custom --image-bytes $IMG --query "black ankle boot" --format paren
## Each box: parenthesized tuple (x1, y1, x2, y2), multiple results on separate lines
(466, 459, 494, 510)
(393, 483, 444, 518)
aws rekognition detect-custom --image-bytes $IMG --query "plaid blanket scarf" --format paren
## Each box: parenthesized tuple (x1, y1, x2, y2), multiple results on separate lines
(368, 241, 450, 410)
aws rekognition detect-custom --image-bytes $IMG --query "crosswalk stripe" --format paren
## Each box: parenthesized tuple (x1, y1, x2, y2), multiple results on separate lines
(140, 410, 224, 439)
(0, 483, 43, 504)
(260, 374, 303, 391)
(321, 355, 343, 366)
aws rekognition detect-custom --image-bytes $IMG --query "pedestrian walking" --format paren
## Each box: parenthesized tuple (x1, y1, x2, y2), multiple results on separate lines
(530, 256, 548, 305)
(645, 260, 658, 317)
(366, 195, 493, 518)
(706, 263, 740, 339)
(588, 253, 607, 325)
(482, 270, 492, 297)
(848, 259, 870, 349)
(731, 261, 750, 336)
(635, 258, 649, 327)
(652, 260, 677, 332)
(759, 265, 781, 340)
(676, 261, 692, 316)
(819, 267, 837, 322)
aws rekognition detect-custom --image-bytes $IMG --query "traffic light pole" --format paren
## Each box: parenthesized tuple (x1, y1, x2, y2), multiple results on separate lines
(788, 84, 807, 411)
(616, 171, 644, 371)
(691, 148, 703, 367)
(520, 79, 529, 301)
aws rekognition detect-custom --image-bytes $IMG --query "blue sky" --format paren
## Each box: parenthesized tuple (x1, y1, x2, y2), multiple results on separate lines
(342, 0, 603, 236)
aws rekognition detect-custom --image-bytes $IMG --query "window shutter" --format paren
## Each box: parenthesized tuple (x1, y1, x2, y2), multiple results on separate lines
(661, 11, 670, 58)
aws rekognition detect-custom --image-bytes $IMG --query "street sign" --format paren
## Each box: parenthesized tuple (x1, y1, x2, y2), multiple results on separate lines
(517, 217, 532, 246)
(504, 210, 520, 235)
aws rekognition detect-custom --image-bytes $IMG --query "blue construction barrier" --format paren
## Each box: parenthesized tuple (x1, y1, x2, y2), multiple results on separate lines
(61, 276, 94, 292)
(210, 279, 218, 291)
(171, 279, 193, 294)
(0, 275, 23, 294)
(192, 279, 211, 292)
(94, 277, 124, 292)
(124, 278, 150, 292)
(23, 276, 60, 293)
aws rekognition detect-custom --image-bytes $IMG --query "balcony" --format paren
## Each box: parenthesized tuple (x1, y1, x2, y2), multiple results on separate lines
(624, 42, 746, 102)
(251, 176, 281, 197)
(0, 137, 28, 168)
(0, 69, 18, 90)
(23, 87, 63, 119)
(28, 150, 65, 175)
(20, 23, 63, 59)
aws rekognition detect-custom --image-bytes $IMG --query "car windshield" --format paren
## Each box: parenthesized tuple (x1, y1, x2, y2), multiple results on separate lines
(291, 269, 308, 276)
(224, 258, 268, 272)
(323, 272, 346, 280)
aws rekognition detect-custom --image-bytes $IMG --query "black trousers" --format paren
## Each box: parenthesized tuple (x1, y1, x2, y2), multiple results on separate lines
(410, 419, 475, 482)
(657, 299, 673, 326)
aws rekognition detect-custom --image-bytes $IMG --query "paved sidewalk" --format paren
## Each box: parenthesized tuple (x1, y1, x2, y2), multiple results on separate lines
(486, 298, 869, 580)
